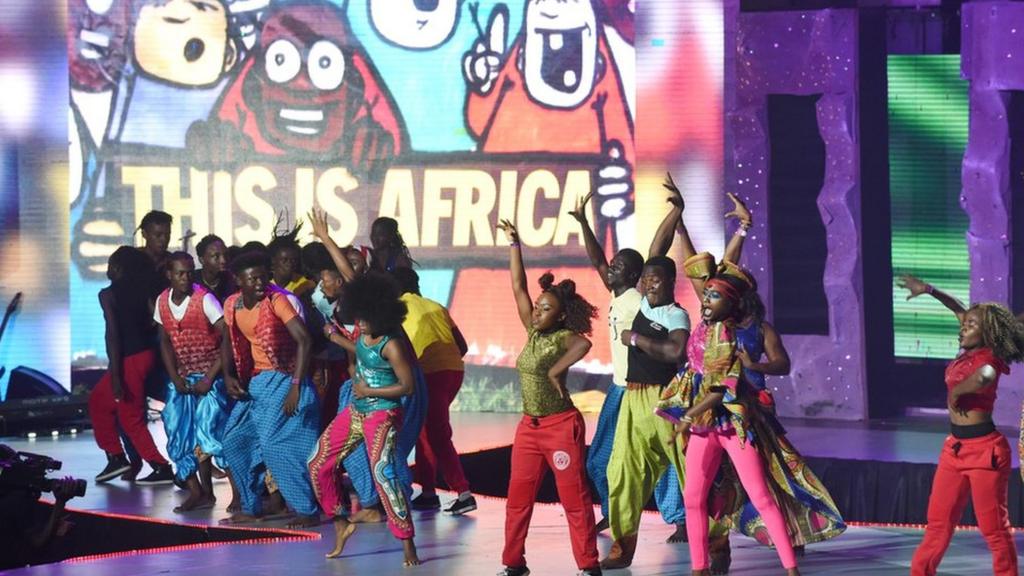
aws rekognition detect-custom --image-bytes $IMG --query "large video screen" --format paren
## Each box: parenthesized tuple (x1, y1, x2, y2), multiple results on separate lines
(888, 54, 970, 359)
(66, 0, 725, 410)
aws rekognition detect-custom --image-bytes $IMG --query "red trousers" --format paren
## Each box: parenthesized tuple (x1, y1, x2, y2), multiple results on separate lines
(503, 409, 598, 571)
(414, 370, 471, 494)
(87, 349, 168, 464)
(912, 432, 1018, 576)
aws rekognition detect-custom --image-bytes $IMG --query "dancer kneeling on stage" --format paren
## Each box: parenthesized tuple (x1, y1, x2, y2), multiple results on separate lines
(308, 271, 421, 566)
(156, 252, 230, 512)
(900, 275, 1024, 576)
(219, 251, 321, 527)
(495, 219, 601, 576)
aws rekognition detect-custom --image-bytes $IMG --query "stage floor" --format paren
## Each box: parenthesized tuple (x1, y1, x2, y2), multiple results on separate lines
(2, 414, 1020, 575)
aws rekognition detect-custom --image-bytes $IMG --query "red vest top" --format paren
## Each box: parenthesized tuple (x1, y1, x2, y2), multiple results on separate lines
(945, 347, 1009, 413)
(158, 285, 220, 376)
(224, 286, 298, 382)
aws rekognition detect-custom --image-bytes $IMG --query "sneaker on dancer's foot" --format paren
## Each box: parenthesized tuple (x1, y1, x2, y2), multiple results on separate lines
(411, 492, 441, 510)
(95, 454, 132, 483)
(578, 568, 603, 576)
(444, 494, 477, 515)
(121, 459, 143, 482)
(497, 567, 530, 576)
(136, 463, 175, 485)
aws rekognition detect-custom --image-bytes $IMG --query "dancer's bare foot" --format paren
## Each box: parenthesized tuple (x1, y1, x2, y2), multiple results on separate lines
(211, 465, 228, 480)
(402, 538, 421, 566)
(666, 523, 688, 543)
(786, 570, 800, 576)
(265, 491, 287, 515)
(351, 507, 385, 523)
(220, 512, 261, 525)
(175, 493, 215, 512)
(287, 514, 320, 528)
(325, 519, 356, 559)
(226, 499, 241, 513)
(692, 570, 710, 576)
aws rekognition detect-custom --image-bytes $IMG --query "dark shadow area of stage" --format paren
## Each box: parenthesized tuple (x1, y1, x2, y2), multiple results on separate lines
(449, 446, 1024, 526)
(0, 501, 313, 571)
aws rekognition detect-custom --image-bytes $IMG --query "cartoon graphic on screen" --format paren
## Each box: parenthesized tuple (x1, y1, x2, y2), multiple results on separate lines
(196, 0, 408, 174)
(67, 0, 132, 208)
(72, 0, 239, 277)
(226, 0, 271, 52)
(462, 0, 633, 249)
(369, 0, 463, 49)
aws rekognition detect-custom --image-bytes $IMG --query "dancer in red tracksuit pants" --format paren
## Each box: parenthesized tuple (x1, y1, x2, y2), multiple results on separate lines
(495, 220, 601, 576)
(899, 275, 1024, 576)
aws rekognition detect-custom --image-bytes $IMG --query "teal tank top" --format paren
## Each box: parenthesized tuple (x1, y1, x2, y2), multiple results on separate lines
(352, 334, 403, 413)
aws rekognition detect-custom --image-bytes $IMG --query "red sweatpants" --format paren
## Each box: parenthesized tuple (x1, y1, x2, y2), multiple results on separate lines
(87, 349, 168, 464)
(911, 432, 1018, 576)
(414, 370, 470, 494)
(503, 409, 598, 571)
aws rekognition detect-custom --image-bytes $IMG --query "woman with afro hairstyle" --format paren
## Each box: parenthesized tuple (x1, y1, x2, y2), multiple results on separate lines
(900, 274, 1024, 576)
(308, 271, 421, 567)
(495, 219, 601, 576)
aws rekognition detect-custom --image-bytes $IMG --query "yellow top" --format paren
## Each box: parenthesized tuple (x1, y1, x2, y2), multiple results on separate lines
(400, 293, 465, 374)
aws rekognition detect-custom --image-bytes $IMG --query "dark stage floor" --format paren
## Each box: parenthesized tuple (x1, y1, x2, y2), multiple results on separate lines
(2, 413, 1020, 575)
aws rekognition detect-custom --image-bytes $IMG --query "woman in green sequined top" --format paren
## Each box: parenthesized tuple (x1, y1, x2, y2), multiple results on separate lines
(495, 219, 603, 576)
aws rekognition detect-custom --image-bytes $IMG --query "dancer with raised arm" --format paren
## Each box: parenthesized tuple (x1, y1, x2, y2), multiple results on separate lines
(900, 274, 1024, 576)
(655, 257, 800, 576)
(308, 271, 421, 566)
(495, 219, 601, 576)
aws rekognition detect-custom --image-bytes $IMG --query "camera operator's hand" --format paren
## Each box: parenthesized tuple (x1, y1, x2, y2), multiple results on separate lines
(51, 477, 78, 506)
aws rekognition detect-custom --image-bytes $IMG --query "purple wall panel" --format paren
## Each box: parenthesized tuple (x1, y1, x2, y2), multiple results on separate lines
(961, 2, 1024, 427)
(730, 10, 866, 420)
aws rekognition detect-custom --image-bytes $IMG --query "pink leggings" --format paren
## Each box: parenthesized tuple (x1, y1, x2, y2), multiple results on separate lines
(684, 429, 797, 570)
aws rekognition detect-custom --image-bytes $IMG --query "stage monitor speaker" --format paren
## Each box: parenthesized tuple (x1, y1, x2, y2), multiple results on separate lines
(5, 366, 68, 401)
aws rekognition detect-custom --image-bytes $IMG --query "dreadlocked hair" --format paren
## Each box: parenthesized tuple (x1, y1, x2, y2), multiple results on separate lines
(371, 217, 418, 267)
(267, 215, 303, 258)
(972, 303, 1024, 364)
(538, 272, 598, 336)
(338, 271, 408, 337)
(739, 289, 766, 324)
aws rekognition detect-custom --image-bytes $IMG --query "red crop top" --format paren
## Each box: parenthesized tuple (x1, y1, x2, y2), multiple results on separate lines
(945, 347, 1009, 413)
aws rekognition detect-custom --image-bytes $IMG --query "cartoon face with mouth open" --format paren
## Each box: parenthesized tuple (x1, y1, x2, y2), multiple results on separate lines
(521, 0, 598, 109)
(369, 0, 463, 50)
(67, 0, 131, 92)
(132, 0, 237, 87)
(211, 0, 407, 170)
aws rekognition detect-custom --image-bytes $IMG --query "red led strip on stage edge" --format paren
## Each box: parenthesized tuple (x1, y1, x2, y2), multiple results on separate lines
(48, 504, 320, 565)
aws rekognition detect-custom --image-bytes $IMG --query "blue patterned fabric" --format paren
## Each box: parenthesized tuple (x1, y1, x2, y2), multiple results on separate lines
(221, 371, 320, 516)
(335, 366, 427, 507)
(586, 384, 685, 524)
(735, 322, 766, 391)
(162, 373, 229, 481)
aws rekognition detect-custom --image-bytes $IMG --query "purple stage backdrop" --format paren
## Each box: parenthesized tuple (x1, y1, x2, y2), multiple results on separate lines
(728, 9, 866, 420)
(961, 1, 1024, 427)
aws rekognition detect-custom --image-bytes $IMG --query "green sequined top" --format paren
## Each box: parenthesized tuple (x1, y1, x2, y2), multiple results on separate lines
(516, 327, 575, 417)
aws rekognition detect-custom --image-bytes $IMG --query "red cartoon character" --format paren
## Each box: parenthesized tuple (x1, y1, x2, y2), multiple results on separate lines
(194, 0, 408, 176)
(463, 0, 633, 248)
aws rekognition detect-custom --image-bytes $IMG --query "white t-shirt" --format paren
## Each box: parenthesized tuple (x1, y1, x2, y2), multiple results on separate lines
(154, 289, 225, 326)
(609, 288, 643, 387)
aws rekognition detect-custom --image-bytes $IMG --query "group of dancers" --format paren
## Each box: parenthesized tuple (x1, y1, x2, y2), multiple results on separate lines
(86, 174, 1024, 575)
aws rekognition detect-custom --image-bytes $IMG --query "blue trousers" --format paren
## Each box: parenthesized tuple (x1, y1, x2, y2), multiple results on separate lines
(585, 384, 685, 524)
(336, 367, 427, 507)
(162, 374, 230, 481)
(222, 371, 320, 516)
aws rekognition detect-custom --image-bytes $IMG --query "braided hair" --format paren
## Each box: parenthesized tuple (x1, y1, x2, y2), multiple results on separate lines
(972, 303, 1024, 364)
(538, 272, 598, 336)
